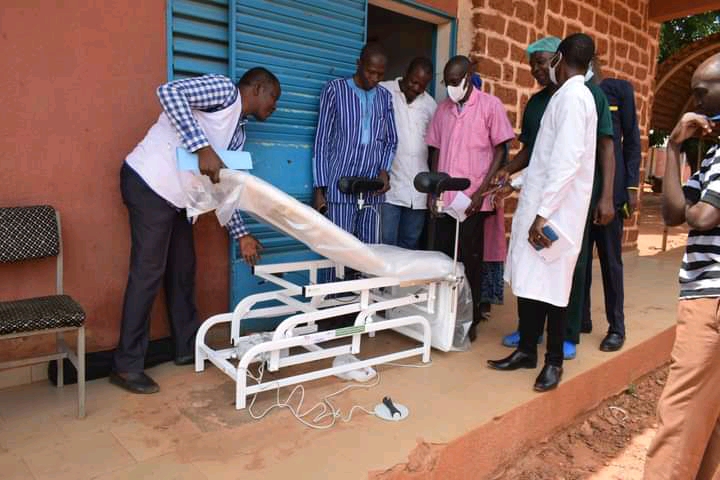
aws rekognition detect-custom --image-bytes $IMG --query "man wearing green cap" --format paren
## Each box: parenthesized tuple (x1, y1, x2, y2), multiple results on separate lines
(493, 36, 616, 360)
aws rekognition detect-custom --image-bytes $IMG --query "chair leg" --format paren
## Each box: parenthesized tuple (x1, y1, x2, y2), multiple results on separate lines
(77, 326, 85, 419)
(56, 332, 64, 388)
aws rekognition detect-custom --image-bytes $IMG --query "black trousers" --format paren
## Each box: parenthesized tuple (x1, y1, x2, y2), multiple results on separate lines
(582, 211, 625, 337)
(433, 213, 486, 320)
(113, 163, 199, 373)
(518, 297, 567, 367)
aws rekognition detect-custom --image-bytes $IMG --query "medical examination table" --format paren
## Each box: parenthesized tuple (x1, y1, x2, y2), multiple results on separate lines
(188, 171, 470, 410)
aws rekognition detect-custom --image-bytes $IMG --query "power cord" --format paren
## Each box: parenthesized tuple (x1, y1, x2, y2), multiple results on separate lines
(243, 359, 433, 430)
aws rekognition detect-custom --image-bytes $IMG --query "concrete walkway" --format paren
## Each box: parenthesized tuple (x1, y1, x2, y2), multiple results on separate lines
(0, 249, 681, 480)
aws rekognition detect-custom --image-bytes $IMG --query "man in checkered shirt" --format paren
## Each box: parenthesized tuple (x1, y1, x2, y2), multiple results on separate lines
(112, 68, 281, 395)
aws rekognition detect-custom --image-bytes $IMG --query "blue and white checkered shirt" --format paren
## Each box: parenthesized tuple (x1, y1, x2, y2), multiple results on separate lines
(157, 74, 248, 238)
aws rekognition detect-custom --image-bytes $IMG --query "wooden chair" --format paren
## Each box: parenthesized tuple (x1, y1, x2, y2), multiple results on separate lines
(0, 205, 86, 418)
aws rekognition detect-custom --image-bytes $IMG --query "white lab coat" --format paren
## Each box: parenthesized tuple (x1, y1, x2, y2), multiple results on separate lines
(505, 75, 597, 307)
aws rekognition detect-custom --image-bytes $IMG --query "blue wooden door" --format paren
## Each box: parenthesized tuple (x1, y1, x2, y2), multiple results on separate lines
(168, 0, 368, 330)
(228, 0, 367, 326)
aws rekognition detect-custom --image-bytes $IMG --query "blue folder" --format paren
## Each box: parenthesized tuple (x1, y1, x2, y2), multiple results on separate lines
(176, 148, 253, 172)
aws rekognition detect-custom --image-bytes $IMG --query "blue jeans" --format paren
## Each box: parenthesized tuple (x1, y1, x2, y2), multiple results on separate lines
(381, 203, 426, 249)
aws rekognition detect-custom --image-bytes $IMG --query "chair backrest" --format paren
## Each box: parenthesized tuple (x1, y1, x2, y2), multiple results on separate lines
(0, 206, 60, 263)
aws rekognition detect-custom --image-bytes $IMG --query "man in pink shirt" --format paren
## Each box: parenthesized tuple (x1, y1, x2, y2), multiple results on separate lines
(426, 56, 515, 341)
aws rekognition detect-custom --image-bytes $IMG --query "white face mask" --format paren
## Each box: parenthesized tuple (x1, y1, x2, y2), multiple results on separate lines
(548, 52, 563, 85)
(584, 62, 594, 82)
(447, 76, 469, 103)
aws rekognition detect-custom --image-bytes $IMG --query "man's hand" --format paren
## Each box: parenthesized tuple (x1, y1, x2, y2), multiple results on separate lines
(489, 184, 516, 209)
(313, 188, 327, 214)
(466, 189, 486, 216)
(670, 112, 714, 145)
(491, 168, 510, 189)
(493, 183, 516, 201)
(594, 196, 615, 225)
(528, 215, 552, 249)
(479, 168, 513, 207)
(197, 146, 225, 184)
(377, 170, 390, 194)
(239, 234, 263, 266)
(626, 189, 638, 216)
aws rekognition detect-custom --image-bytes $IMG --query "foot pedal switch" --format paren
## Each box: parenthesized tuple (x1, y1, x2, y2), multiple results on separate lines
(374, 396, 409, 421)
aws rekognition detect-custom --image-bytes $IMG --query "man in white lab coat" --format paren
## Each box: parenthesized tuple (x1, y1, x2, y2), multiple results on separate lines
(487, 33, 598, 392)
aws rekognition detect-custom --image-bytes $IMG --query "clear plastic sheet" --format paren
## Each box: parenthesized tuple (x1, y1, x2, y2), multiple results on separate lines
(186, 171, 462, 281)
(451, 281, 473, 351)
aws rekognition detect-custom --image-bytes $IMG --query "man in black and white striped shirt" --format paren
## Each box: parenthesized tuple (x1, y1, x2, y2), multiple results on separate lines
(644, 53, 720, 480)
(679, 145, 720, 298)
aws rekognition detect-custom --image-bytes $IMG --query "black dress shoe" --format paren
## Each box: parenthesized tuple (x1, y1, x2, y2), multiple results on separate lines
(174, 354, 194, 366)
(110, 372, 160, 394)
(599, 332, 625, 352)
(580, 321, 593, 334)
(487, 350, 537, 371)
(534, 364, 563, 392)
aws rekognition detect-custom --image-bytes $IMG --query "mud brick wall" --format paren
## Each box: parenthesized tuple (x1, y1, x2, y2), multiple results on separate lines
(468, 0, 661, 250)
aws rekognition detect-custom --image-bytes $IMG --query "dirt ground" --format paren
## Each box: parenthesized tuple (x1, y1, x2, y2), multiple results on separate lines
(492, 191, 685, 480)
(490, 365, 667, 480)
(635, 191, 688, 255)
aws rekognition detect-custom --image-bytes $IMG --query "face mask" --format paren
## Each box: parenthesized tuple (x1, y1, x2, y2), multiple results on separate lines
(584, 62, 594, 82)
(548, 52, 563, 85)
(447, 77, 469, 103)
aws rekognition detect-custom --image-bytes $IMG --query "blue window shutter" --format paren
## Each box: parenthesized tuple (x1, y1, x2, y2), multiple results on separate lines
(169, 0, 231, 79)
(232, 0, 367, 249)
(230, 0, 368, 317)
(231, 0, 366, 255)
(236, 0, 366, 145)
(168, 1, 369, 315)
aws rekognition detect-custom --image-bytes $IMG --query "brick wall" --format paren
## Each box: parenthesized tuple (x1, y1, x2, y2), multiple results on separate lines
(466, 0, 661, 250)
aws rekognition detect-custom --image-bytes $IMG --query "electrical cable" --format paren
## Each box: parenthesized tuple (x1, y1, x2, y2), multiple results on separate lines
(243, 359, 433, 430)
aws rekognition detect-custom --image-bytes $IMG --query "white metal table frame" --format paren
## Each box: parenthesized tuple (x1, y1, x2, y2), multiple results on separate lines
(195, 259, 458, 410)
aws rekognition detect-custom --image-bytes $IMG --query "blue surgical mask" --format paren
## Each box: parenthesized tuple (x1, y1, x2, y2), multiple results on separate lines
(584, 63, 594, 82)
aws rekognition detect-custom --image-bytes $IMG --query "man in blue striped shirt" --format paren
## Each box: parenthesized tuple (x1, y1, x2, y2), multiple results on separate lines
(112, 69, 280, 395)
(312, 43, 398, 244)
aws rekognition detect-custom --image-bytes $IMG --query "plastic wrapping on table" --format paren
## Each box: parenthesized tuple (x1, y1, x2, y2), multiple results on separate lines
(185, 170, 463, 282)
(452, 281, 473, 351)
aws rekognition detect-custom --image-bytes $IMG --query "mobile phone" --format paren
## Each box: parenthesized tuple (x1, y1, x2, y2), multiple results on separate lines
(533, 225, 559, 250)
(543, 225, 559, 242)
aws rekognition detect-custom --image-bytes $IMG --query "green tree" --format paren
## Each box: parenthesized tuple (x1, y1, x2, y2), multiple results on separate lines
(658, 11, 720, 62)
(650, 12, 720, 147)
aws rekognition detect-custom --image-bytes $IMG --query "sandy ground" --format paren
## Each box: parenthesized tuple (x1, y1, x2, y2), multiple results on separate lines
(494, 365, 666, 480)
(636, 192, 688, 256)
(0, 191, 685, 480)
